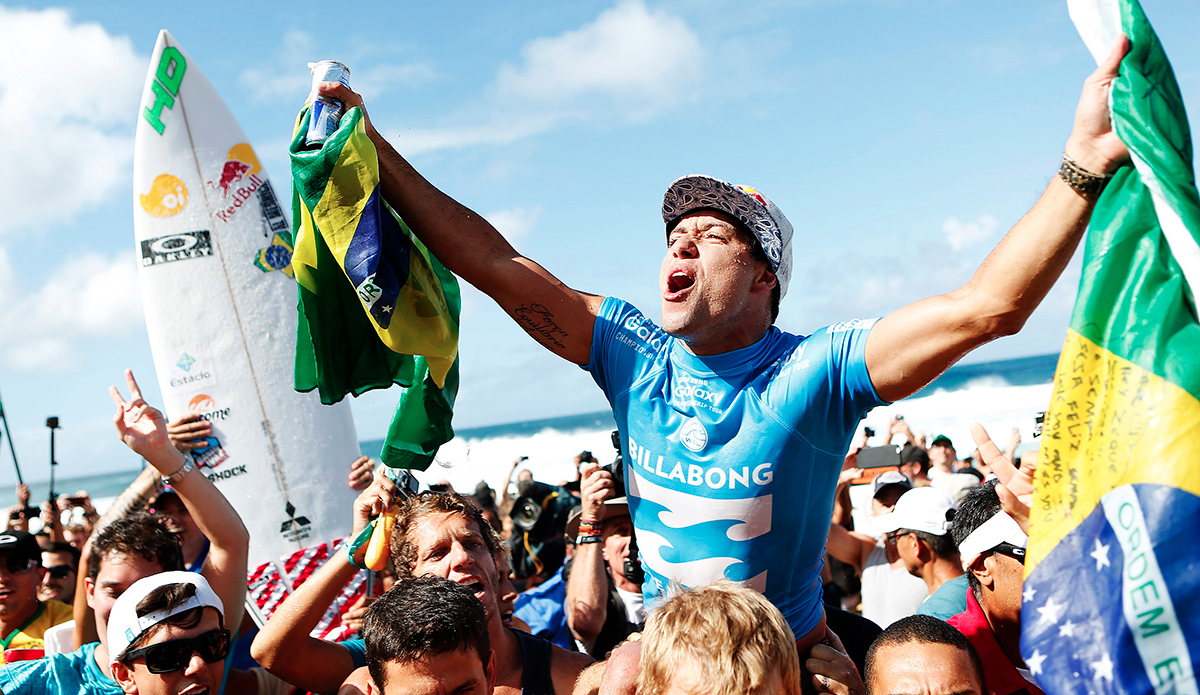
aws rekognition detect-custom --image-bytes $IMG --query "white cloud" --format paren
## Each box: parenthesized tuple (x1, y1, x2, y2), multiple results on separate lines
(943, 214, 1000, 251)
(386, 0, 704, 154)
(0, 244, 144, 370)
(785, 211, 1009, 330)
(0, 7, 144, 237)
(495, 0, 704, 118)
(484, 206, 543, 242)
(239, 30, 436, 104)
(393, 115, 561, 155)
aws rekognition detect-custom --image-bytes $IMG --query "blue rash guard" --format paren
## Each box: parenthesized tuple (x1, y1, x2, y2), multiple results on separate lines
(585, 297, 885, 637)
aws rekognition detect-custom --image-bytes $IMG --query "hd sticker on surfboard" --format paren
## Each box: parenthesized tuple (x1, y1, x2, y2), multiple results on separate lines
(132, 30, 360, 569)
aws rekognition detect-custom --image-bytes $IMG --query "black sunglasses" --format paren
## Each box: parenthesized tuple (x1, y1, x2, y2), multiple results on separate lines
(123, 629, 231, 674)
(46, 565, 74, 579)
(992, 542, 1026, 564)
(885, 531, 913, 544)
(0, 556, 37, 574)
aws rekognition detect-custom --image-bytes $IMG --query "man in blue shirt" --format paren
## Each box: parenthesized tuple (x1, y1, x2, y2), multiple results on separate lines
(320, 35, 1129, 653)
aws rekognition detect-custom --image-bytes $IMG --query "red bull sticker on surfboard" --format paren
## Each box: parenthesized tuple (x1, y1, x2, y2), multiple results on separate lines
(210, 143, 265, 223)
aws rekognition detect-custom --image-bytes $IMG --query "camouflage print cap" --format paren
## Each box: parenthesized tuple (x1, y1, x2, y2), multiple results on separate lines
(662, 174, 794, 299)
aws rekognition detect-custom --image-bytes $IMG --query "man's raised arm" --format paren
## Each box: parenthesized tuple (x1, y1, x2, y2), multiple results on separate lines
(319, 83, 604, 366)
(865, 36, 1131, 403)
(109, 369, 250, 630)
(252, 472, 399, 693)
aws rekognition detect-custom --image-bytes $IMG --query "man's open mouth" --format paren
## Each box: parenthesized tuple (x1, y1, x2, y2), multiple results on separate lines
(459, 579, 486, 600)
(666, 269, 695, 295)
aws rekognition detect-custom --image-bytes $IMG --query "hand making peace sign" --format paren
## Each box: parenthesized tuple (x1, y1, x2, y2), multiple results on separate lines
(110, 368, 182, 471)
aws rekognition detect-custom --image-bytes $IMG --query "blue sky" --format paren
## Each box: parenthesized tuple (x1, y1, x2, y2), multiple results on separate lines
(0, 0, 1197, 486)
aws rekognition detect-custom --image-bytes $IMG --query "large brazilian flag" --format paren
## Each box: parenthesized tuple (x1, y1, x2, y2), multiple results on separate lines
(290, 105, 460, 470)
(1021, 2, 1200, 694)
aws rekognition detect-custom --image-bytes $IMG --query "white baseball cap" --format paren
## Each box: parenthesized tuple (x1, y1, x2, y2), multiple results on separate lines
(873, 487, 957, 537)
(662, 175, 794, 299)
(108, 571, 224, 666)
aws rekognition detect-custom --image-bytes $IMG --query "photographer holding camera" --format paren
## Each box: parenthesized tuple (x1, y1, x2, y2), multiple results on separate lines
(566, 450, 644, 658)
(507, 478, 578, 587)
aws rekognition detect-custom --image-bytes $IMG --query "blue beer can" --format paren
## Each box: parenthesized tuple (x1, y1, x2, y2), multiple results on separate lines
(306, 60, 351, 147)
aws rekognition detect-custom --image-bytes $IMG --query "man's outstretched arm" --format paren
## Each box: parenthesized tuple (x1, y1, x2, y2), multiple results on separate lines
(252, 473, 398, 693)
(318, 83, 604, 366)
(110, 369, 250, 631)
(865, 36, 1131, 403)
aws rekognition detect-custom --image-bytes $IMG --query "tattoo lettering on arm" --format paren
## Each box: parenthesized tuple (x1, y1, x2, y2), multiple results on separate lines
(94, 490, 152, 532)
(514, 304, 569, 350)
(93, 468, 161, 536)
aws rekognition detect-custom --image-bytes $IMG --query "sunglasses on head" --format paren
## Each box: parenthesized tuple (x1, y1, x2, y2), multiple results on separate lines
(46, 565, 74, 579)
(0, 556, 37, 574)
(122, 628, 231, 674)
(992, 542, 1026, 564)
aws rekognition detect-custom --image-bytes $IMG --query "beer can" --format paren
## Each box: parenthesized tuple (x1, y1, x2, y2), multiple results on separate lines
(306, 60, 351, 147)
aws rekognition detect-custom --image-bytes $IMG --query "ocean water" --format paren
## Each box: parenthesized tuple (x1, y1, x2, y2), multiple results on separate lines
(365, 352, 1059, 498)
(3, 353, 1059, 511)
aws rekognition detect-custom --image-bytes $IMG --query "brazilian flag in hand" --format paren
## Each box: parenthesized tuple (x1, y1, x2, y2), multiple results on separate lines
(290, 103, 460, 471)
(1020, 2, 1200, 694)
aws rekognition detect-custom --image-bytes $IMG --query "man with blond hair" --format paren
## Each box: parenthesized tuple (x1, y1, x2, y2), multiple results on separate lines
(638, 582, 863, 695)
(639, 581, 801, 695)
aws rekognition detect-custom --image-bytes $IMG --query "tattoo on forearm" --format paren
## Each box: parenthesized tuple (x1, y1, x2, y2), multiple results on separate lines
(514, 304, 568, 349)
(95, 488, 154, 533)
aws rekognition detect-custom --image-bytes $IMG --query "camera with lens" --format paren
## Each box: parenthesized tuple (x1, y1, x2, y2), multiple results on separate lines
(508, 479, 579, 580)
(600, 429, 643, 585)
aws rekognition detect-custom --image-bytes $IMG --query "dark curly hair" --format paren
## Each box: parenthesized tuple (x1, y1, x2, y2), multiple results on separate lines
(388, 492, 503, 580)
(88, 513, 184, 580)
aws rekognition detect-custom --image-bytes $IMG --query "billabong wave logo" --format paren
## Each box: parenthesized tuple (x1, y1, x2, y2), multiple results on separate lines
(679, 418, 708, 452)
(140, 174, 188, 217)
(628, 470, 770, 594)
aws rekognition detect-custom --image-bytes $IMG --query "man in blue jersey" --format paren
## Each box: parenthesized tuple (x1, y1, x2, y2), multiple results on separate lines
(320, 36, 1130, 654)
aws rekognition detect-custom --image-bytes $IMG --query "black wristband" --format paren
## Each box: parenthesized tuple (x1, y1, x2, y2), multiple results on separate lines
(1058, 154, 1111, 198)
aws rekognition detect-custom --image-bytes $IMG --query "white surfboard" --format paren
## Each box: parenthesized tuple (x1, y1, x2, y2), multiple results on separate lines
(132, 30, 360, 571)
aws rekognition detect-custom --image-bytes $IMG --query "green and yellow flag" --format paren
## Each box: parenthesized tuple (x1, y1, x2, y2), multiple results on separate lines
(1020, 2, 1200, 693)
(290, 105, 460, 470)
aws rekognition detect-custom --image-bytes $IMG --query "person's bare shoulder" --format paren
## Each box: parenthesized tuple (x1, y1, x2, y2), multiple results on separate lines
(552, 643, 596, 693)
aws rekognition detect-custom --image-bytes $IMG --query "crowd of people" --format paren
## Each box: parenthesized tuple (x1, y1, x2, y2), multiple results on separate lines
(0, 26, 1136, 695)
(0, 378, 1047, 695)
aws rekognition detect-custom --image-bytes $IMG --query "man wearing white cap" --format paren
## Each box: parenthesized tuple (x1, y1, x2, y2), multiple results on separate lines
(107, 572, 229, 695)
(826, 472, 929, 628)
(872, 487, 968, 621)
(948, 481, 1041, 695)
(321, 37, 1129, 654)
